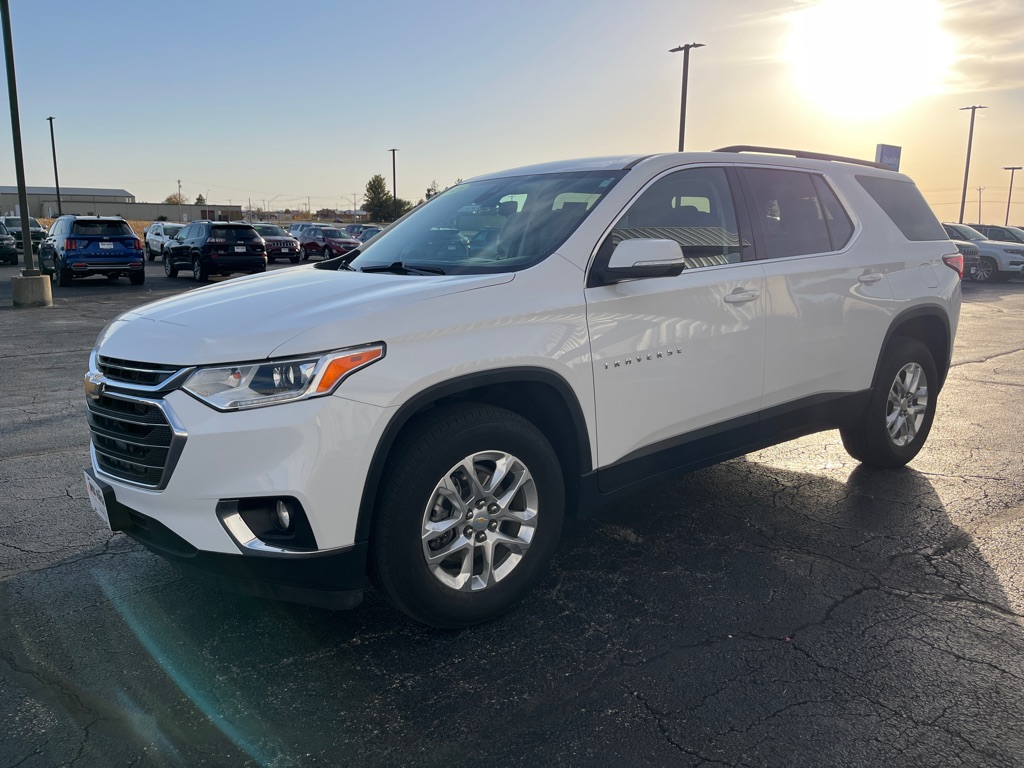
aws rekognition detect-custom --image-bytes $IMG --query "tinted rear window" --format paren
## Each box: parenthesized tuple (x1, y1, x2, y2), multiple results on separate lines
(72, 220, 133, 237)
(855, 175, 946, 241)
(211, 226, 260, 242)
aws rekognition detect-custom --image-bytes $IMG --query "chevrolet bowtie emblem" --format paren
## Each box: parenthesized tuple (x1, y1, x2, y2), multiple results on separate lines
(83, 372, 104, 401)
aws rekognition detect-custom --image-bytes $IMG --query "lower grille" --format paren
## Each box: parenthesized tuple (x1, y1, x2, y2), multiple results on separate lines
(87, 391, 184, 489)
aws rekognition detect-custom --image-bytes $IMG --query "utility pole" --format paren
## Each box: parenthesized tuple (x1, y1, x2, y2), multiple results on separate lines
(389, 148, 399, 221)
(1004, 166, 1021, 226)
(177, 178, 182, 221)
(2, 0, 50, 306)
(958, 105, 987, 224)
(977, 187, 984, 224)
(669, 42, 704, 152)
(46, 116, 61, 216)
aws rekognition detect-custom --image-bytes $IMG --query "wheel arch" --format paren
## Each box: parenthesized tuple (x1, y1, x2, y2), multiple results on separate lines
(873, 305, 952, 392)
(354, 367, 593, 545)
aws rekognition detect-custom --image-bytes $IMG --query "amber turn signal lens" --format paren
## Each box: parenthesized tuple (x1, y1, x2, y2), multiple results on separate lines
(315, 346, 384, 393)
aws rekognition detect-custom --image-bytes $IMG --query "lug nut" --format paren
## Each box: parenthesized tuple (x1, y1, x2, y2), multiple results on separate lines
(463, 526, 473, 538)
(488, 521, 497, 531)
(476, 499, 487, 509)
(488, 503, 500, 514)
(476, 531, 487, 542)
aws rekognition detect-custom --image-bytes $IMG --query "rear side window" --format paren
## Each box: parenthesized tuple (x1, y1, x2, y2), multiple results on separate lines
(744, 169, 832, 259)
(72, 220, 133, 237)
(855, 175, 946, 241)
(812, 176, 854, 250)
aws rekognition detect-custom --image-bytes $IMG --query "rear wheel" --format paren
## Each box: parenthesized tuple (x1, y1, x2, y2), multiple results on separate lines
(145, 243, 153, 261)
(57, 259, 72, 287)
(370, 403, 565, 628)
(164, 254, 178, 278)
(192, 255, 208, 282)
(841, 337, 938, 468)
(129, 270, 145, 286)
(323, 246, 333, 259)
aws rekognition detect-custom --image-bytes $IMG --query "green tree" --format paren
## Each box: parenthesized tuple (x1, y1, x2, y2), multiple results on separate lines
(364, 174, 394, 222)
(195, 194, 206, 205)
(425, 180, 440, 200)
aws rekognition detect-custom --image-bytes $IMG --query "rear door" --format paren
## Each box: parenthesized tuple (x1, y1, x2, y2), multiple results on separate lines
(585, 165, 766, 487)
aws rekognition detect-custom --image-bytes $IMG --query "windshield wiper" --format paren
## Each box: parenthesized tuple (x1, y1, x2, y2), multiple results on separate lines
(360, 261, 446, 275)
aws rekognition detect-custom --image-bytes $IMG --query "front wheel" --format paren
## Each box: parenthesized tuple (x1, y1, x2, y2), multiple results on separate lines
(971, 257, 997, 282)
(300, 245, 310, 261)
(145, 243, 153, 261)
(129, 270, 145, 286)
(840, 337, 938, 468)
(164, 253, 178, 278)
(370, 403, 565, 628)
(289, 255, 300, 264)
(57, 258, 72, 287)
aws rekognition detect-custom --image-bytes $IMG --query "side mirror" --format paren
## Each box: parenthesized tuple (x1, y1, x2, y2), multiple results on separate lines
(592, 238, 685, 286)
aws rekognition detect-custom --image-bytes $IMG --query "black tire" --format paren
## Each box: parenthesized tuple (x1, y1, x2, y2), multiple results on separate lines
(129, 270, 145, 286)
(192, 255, 208, 283)
(145, 243, 153, 261)
(57, 259, 72, 287)
(840, 337, 938, 468)
(164, 254, 178, 278)
(289, 255, 300, 264)
(971, 257, 997, 283)
(323, 247, 332, 259)
(370, 403, 565, 628)
(300, 245, 310, 261)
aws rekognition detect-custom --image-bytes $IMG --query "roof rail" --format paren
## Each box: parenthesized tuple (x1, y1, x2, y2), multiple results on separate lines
(714, 145, 889, 170)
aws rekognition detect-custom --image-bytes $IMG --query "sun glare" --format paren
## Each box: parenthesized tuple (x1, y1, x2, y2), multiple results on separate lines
(786, 0, 954, 119)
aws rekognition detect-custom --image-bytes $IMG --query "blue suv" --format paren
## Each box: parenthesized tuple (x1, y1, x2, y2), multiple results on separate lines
(40, 216, 145, 286)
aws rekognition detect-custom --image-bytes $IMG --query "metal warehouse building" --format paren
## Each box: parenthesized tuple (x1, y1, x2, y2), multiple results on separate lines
(0, 185, 243, 222)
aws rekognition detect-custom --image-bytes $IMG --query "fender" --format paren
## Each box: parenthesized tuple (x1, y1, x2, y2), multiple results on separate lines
(353, 367, 593, 544)
(873, 304, 952, 391)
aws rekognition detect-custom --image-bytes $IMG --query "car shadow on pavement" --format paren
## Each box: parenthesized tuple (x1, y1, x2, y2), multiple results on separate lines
(3, 452, 1024, 766)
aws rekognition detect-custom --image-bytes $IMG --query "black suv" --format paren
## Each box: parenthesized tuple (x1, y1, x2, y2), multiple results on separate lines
(39, 216, 145, 286)
(3, 215, 46, 254)
(163, 221, 267, 282)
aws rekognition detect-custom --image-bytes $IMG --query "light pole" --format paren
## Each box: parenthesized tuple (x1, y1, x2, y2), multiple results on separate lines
(669, 42, 704, 152)
(1004, 166, 1021, 226)
(977, 186, 984, 224)
(958, 105, 987, 224)
(388, 148, 399, 221)
(46, 116, 61, 216)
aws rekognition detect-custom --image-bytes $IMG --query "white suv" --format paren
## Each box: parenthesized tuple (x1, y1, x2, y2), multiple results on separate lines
(144, 221, 185, 261)
(82, 147, 962, 627)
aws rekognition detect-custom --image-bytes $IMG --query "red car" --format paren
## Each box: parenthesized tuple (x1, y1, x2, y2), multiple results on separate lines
(297, 225, 360, 260)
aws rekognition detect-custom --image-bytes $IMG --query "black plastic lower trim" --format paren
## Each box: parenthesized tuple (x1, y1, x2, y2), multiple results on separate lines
(582, 390, 870, 509)
(103, 491, 366, 610)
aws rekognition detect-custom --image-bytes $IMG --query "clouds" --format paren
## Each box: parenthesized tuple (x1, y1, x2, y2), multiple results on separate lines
(945, 0, 1024, 91)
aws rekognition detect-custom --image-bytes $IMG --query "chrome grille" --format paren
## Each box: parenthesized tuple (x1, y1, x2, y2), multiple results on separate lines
(87, 392, 184, 488)
(98, 356, 181, 387)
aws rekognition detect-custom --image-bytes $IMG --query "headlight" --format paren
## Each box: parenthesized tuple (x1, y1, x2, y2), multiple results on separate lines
(182, 343, 384, 411)
(1004, 248, 1024, 255)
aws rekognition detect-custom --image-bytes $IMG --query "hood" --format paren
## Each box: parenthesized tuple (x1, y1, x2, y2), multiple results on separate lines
(96, 265, 513, 365)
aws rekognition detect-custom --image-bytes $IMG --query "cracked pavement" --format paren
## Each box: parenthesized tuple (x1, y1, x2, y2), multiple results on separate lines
(2, 264, 1024, 766)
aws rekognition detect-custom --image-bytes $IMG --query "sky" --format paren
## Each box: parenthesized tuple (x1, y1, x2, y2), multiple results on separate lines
(1, 0, 1023, 223)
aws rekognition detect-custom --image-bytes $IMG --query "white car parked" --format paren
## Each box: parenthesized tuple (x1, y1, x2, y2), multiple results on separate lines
(83, 147, 962, 627)
(942, 223, 1024, 282)
(144, 221, 185, 261)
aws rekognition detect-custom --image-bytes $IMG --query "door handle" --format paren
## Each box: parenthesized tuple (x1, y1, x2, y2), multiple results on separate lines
(724, 288, 760, 304)
(858, 272, 883, 284)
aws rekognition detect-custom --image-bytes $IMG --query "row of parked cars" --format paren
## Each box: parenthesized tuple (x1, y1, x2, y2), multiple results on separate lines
(942, 223, 1024, 282)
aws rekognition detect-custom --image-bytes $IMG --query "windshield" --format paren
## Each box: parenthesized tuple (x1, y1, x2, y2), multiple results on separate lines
(947, 224, 985, 241)
(348, 170, 625, 274)
(254, 225, 287, 237)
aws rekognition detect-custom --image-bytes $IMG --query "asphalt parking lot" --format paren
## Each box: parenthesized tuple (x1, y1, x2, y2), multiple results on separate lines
(2, 261, 1024, 767)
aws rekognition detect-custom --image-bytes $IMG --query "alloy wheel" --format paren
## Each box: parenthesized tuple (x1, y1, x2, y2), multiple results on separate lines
(886, 362, 928, 446)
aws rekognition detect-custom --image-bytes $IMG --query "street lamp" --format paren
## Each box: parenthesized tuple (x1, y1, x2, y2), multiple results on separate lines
(1003, 166, 1021, 226)
(46, 116, 61, 216)
(669, 42, 704, 152)
(388, 148, 399, 221)
(958, 105, 987, 224)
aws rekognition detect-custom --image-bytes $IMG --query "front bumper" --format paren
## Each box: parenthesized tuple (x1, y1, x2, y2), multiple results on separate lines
(89, 468, 366, 609)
